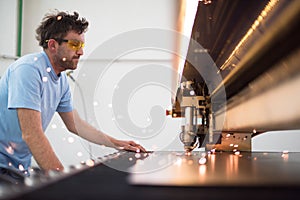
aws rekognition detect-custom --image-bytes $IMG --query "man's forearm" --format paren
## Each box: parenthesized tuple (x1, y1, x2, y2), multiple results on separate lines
(74, 117, 116, 148)
(60, 110, 117, 147)
(59, 110, 146, 152)
(23, 130, 64, 171)
(18, 108, 64, 171)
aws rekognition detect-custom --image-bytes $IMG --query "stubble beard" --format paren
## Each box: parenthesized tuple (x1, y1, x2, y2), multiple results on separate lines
(53, 54, 78, 71)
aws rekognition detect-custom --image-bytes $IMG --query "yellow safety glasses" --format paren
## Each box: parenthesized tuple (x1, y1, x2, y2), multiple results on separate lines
(47, 38, 85, 51)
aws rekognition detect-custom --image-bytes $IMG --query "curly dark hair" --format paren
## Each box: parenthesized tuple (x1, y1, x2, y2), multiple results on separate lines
(36, 10, 89, 49)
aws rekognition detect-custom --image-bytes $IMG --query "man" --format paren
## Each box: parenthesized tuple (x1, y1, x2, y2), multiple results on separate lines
(0, 11, 146, 182)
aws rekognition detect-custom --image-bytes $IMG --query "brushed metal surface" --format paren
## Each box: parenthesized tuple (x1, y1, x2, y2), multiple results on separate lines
(129, 151, 300, 186)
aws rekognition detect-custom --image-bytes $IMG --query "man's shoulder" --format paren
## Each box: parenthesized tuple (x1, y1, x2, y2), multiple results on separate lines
(16, 52, 45, 65)
(10, 52, 46, 72)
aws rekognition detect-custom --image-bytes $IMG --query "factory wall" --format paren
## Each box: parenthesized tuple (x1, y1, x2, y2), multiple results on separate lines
(0, 0, 300, 168)
(0, 0, 18, 76)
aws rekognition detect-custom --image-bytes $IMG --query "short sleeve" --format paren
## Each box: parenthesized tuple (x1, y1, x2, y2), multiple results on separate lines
(8, 64, 42, 112)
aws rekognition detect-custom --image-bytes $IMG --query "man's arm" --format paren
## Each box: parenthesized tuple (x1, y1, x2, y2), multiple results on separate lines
(59, 110, 146, 152)
(17, 108, 64, 171)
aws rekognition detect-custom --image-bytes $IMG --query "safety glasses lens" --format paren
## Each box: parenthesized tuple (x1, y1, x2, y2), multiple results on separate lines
(67, 40, 84, 50)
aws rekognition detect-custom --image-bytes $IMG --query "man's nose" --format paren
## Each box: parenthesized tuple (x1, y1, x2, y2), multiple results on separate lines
(76, 47, 84, 56)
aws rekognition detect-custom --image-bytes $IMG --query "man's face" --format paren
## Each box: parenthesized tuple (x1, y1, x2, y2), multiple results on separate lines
(53, 31, 85, 71)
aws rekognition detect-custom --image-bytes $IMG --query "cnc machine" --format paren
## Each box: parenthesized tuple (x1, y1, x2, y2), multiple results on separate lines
(167, 0, 300, 154)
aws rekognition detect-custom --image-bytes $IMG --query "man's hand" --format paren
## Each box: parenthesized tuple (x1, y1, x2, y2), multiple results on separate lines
(112, 139, 147, 153)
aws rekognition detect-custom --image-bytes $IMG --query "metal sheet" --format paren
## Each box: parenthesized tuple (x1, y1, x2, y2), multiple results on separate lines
(129, 151, 300, 186)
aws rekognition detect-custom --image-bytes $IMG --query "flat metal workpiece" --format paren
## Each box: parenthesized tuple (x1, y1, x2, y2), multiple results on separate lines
(129, 151, 300, 186)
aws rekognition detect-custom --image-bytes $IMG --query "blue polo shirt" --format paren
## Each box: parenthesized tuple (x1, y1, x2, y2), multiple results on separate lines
(0, 51, 73, 174)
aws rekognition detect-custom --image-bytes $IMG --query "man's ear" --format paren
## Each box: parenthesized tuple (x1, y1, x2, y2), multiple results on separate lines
(47, 39, 57, 52)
